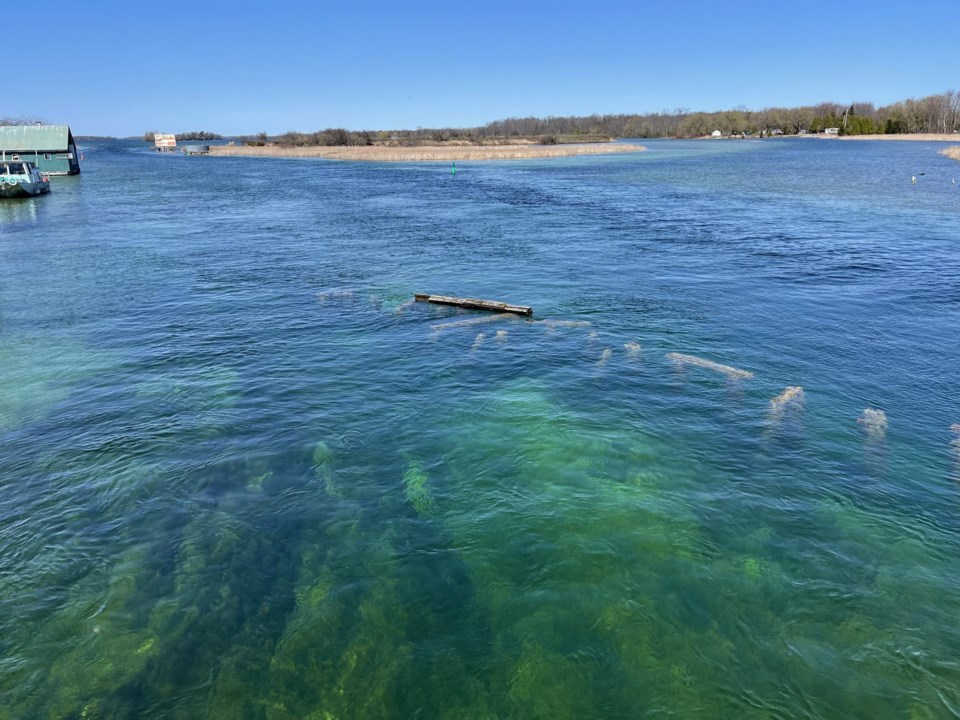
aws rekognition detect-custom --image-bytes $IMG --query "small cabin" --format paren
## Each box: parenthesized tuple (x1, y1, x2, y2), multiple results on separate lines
(711, 130, 722, 138)
(824, 127, 840, 135)
(0, 124, 81, 175)
(154, 133, 177, 152)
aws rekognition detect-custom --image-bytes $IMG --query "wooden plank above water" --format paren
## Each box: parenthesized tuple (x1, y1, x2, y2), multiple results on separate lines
(414, 293, 533, 316)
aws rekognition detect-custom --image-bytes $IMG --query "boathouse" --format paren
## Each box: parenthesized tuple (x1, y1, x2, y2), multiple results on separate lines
(154, 133, 177, 152)
(0, 124, 81, 175)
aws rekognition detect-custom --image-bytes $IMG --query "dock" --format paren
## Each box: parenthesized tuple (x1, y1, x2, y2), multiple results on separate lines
(414, 294, 533, 316)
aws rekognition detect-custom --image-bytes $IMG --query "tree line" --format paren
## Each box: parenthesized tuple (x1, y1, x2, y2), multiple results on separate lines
(469, 90, 960, 138)
(10, 89, 960, 142)
(141, 131, 223, 142)
(0, 116, 45, 126)
(264, 89, 959, 143)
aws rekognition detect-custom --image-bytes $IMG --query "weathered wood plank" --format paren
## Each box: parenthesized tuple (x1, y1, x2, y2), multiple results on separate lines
(414, 294, 533, 316)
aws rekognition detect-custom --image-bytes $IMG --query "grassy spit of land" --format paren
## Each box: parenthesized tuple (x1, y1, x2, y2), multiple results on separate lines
(209, 142, 645, 162)
(940, 146, 960, 161)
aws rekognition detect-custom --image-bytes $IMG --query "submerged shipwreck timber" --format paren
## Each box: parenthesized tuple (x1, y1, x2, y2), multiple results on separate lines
(666, 352, 754, 380)
(536, 319, 592, 329)
(770, 386, 805, 411)
(767, 386, 805, 426)
(431, 313, 517, 331)
(858, 408, 888, 441)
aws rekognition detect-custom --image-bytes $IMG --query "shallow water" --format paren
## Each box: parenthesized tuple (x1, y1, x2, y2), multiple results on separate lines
(1, 138, 959, 719)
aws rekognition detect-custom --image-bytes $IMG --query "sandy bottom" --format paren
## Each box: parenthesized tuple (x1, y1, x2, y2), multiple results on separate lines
(209, 143, 645, 162)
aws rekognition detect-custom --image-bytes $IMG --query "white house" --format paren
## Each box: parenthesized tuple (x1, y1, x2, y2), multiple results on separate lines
(711, 130, 722, 138)
(824, 127, 840, 135)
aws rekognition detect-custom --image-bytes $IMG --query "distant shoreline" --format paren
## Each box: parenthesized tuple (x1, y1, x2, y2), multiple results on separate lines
(683, 132, 960, 142)
(821, 133, 960, 142)
(208, 143, 645, 162)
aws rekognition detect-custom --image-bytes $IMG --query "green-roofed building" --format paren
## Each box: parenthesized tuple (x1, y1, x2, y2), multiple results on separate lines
(0, 124, 81, 175)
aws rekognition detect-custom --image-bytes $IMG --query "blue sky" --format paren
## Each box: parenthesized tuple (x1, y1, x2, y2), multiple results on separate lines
(9, 0, 957, 136)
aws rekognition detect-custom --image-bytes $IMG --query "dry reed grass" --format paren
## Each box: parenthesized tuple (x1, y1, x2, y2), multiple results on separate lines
(666, 352, 754, 380)
(210, 143, 645, 162)
(941, 146, 960, 161)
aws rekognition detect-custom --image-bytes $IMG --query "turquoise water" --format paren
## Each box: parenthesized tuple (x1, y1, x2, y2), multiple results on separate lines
(1, 139, 959, 719)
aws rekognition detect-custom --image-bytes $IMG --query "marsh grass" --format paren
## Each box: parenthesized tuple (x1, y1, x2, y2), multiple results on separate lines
(210, 143, 645, 162)
(941, 146, 960, 161)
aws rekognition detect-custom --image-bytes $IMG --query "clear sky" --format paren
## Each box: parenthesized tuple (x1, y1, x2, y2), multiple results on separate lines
(9, 0, 957, 136)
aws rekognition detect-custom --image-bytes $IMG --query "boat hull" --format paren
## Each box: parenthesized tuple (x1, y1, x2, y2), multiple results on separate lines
(0, 180, 50, 199)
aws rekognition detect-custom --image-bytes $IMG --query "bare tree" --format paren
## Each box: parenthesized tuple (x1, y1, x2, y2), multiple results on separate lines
(0, 116, 45, 126)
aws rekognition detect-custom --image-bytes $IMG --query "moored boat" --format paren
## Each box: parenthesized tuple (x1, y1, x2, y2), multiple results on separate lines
(0, 161, 50, 198)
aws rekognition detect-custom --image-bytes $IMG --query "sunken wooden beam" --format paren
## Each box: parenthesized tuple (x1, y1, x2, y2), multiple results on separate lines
(414, 294, 533, 316)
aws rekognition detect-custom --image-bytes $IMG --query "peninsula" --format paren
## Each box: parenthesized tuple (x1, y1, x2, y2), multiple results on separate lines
(135, 88, 956, 161)
(942, 146, 960, 161)
(209, 142, 645, 162)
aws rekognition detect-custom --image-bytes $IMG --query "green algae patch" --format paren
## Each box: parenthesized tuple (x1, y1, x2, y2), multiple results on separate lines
(3, 545, 167, 719)
(133, 365, 240, 441)
(0, 336, 116, 432)
(743, 556, 762, 579)
(428, 379, 734, 715)
(266, 533, 413, 719)
(247, 470, 272, 492)
(313, 440, 340, 497)
(506, 641, 596, 720)
(403, 460, 436, 516)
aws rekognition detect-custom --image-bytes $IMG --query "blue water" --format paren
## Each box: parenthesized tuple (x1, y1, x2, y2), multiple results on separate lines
(1, 138, 959, 719)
